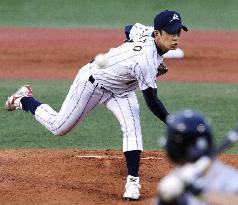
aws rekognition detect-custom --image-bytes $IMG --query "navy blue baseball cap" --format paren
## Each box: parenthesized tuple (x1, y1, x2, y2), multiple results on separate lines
(154, 10, 188, 34)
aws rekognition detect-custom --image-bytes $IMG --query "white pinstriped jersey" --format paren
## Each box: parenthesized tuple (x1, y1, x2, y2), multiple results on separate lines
(89, 23, 163, 96)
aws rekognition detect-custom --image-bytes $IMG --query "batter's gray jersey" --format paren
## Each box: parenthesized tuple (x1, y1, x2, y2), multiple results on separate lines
(88, 23, 162, 96)
(187, 160, 238, 205)
(200, 160, 238, 192)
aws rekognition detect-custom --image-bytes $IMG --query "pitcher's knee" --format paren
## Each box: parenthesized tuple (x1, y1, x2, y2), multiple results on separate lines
(49, 121, 75, 136)
(51, 128, 69, 136)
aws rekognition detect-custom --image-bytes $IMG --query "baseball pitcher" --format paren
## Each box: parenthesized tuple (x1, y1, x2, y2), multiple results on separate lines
(5, 10, 188, 200)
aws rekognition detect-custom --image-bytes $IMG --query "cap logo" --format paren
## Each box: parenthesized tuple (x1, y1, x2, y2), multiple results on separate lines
(170, 14, 180, 22)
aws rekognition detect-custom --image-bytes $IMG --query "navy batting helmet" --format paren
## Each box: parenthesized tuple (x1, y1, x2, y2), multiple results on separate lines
(165, 109, 214, 164)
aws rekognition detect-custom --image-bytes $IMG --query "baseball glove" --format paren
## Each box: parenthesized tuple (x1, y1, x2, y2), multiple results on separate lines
(157, 63, 168, 77)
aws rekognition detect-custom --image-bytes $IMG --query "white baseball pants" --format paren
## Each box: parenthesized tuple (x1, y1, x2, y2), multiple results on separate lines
(34, 67, 143, 152)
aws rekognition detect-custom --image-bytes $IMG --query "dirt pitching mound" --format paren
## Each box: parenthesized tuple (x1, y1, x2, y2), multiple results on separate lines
(0, 149, 237, 205)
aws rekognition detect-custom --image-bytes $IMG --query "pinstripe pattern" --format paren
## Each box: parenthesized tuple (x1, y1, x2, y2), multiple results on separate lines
(51, 81, 96, 133)
(35, 111, 53, 125)
(144, 41, 156, 84)
(107, 48, 132, 61)
(126, 96, 139, 149)
(64, 84, 105, 133)
(106, 52, 142, 68)
(40, 106, 57, 116)
(34, 81, 88, 131)
(105, 92, 142, 152)
(35, 79, 110, 136)
(35, 78, 86, 126)
(111, 95, 129, 150)
(133, 62, 152, 88)
(90, 24, 162, 97)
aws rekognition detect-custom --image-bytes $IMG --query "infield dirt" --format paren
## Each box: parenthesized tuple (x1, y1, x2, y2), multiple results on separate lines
(0, 28, 237, 205)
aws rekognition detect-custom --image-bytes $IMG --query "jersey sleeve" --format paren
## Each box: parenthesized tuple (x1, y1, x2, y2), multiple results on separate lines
(125, 23, 153, 42)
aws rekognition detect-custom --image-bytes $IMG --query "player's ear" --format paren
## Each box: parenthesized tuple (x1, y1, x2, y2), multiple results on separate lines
(154, 30, 161, 38)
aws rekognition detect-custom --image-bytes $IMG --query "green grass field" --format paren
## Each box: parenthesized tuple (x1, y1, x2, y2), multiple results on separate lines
(0, 1, 237, 153)
(1, 80, 237, 152)
(0, 0, 237, 30)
